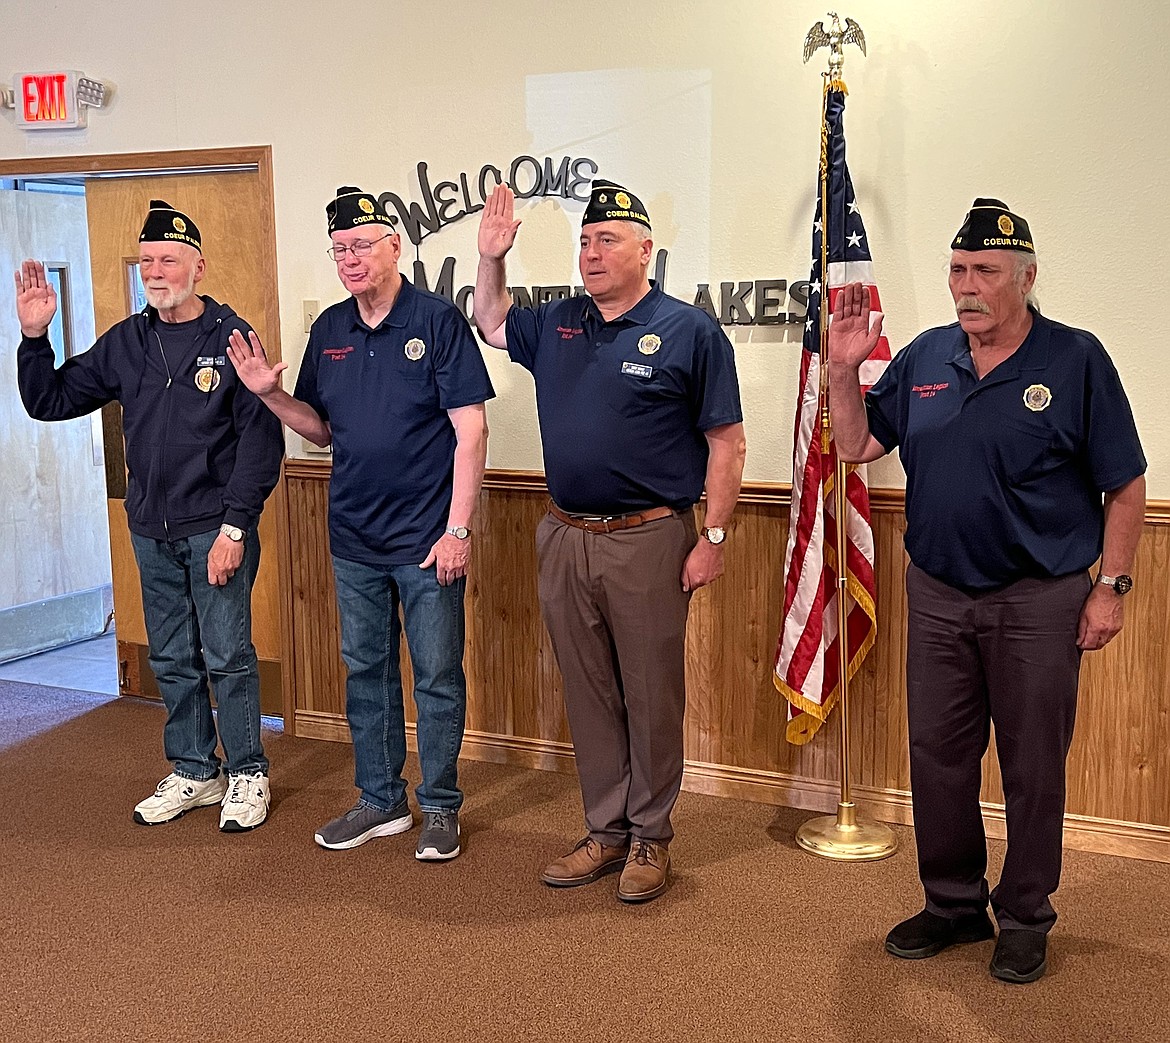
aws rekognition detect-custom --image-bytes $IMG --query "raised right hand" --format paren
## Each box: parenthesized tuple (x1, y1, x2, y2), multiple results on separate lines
(15, 260, 58, 338)
(227, 328, 287, 397)
(828, 281, 884, 370)
(478, 183, 522, 260)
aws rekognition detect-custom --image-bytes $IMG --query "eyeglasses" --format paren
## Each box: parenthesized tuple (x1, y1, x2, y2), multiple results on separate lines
(326, 233, 393, 260)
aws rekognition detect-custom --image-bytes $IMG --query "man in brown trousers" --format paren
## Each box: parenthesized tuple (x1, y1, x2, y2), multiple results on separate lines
(474, 180, 746, 902)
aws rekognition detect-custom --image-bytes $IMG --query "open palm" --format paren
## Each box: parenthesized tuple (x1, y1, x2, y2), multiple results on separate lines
(227, 328, 286, 397)
(828, 281, 883, 368)
(478, 184, 522, 259)
(15, 260, 58, 337)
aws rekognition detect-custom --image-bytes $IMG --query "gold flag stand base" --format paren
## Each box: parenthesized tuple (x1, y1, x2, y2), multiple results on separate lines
(796, 802, 899, 862)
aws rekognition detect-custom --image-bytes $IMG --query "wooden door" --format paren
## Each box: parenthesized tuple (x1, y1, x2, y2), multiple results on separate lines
(85, 172, 286, 716)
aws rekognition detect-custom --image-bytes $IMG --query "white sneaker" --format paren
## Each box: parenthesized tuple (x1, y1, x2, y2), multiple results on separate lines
(133, 772, 227, 826)
(219, 773, 271, 833)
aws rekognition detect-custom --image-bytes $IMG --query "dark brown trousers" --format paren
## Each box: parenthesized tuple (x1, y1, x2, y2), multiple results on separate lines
(905, 563, 1090, 933)
(536, 509, 696, 845)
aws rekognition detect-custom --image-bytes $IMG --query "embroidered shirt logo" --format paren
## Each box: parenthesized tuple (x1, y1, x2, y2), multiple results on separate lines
(323, 346, 354, 362)
(557, 326, 584, 340)
(404, 338, 426, 361)
(638, 334, 662, 355)
(911, 382, 950, 399)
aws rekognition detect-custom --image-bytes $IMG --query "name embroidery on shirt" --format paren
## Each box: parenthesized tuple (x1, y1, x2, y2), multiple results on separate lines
(912, 382, 949, 399)
(324, 346, 354, 362)
(557, 326, 584, 340)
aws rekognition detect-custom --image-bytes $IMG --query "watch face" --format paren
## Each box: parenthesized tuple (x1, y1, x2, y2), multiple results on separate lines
(1115, 574, 1133, 595)
(448, 526, 469, 539)
(704, 527, 726, 545)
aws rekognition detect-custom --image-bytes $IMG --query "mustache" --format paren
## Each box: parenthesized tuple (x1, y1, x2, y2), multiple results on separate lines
(955, 296, 990, 314)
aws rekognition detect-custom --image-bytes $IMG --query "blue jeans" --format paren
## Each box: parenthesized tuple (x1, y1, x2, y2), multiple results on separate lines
(331, 554, 467, 812)
(131, 528, 267, 780)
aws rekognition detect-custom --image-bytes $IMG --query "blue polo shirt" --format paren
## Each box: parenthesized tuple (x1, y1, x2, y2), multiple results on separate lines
(505, 282, 742, 514)
(865, 309, 1145, 590)
(293, 278, 494, 565)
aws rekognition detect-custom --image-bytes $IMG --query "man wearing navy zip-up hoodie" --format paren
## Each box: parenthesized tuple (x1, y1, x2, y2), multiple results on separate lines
(15, 199, 284, 832)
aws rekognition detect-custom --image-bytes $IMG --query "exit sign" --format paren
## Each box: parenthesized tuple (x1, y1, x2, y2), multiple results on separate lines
(15, 71, 85, 129)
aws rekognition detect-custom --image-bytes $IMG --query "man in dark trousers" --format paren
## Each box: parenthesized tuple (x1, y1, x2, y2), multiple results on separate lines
(16, 200, 283, 832)
(474, 180, 746, 902)
(827, 198, 1146, 982)
(229, 187, 492, 861)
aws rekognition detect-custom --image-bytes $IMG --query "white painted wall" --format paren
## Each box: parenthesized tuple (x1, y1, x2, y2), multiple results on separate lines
(3, 0, 1166, 490)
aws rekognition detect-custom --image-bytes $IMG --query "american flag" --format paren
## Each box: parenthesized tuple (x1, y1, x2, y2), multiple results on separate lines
(773, 87, 891, 745)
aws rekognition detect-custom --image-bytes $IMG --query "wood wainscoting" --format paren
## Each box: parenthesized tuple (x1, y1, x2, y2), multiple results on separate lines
(284, 460, 1170, 863)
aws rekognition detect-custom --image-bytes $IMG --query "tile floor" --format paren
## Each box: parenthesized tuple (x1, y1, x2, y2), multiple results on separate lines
(0, 632, 120, 696)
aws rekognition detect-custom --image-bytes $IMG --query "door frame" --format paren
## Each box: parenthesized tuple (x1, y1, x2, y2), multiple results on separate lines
(0, 146, 294, 727)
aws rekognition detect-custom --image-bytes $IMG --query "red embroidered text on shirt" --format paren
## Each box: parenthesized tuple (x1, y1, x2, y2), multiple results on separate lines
(912, 382, 950, 398)
(557, 326, 584, 340)
(324, 346, 354, 362)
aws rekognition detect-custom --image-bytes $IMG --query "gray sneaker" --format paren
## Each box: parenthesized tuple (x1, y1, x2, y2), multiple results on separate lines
(314, 800, 413, 850)
(415, 809, 461, 861)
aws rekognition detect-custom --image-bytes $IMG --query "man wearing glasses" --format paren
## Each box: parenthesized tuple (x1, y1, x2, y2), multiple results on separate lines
(229, 187, 493, 860)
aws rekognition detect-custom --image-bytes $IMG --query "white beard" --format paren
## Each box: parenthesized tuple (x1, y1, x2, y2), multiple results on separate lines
(145, 279, 195, 312)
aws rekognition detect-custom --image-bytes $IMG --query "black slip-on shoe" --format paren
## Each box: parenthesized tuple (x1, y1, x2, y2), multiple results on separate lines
(885, 908, 996, 959)
(990, 929, 1048, 983)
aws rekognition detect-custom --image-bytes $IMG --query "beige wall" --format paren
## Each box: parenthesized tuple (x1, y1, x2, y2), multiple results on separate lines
(2, 0, 1165, 490)
(0, 189, 107, 608)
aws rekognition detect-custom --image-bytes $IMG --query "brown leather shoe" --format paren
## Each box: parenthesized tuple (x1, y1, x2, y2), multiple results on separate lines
(541, 836, 630, 887)
(617, 839, 670, 903)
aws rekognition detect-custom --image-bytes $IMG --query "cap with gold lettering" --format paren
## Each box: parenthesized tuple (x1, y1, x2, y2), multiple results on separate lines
(951, 197, 1034, 253)
(582, 180, 651, 230)
(326, 186, 395, 233)
(139, 199, 201, 253)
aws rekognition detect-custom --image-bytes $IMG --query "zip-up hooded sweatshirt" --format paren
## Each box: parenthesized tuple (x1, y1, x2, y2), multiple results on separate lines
(18, 295, 283, 541)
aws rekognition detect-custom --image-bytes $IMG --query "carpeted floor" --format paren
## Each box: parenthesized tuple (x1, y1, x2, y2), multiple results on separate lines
(2, 678, 1168, 1043)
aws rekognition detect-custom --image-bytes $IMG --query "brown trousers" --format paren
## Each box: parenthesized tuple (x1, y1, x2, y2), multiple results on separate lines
(536, 509, 696, 845)
(905, 563, 1090, 933)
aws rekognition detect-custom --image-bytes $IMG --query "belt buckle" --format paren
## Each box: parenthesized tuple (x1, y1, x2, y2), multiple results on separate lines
(580, 513, 615, 533)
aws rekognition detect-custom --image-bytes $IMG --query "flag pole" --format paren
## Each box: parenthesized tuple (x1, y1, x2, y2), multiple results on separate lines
(795, 13, 898, 862)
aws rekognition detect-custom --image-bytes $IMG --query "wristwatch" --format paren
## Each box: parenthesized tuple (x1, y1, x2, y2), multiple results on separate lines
(219, 523, 245, 542)
(701, 526, 726, 545)
(446, 525, 470, 540)
(1097, 573, 1133, 595)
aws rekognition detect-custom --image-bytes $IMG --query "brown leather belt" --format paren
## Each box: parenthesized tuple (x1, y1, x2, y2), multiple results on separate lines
(547, 501, 674, 534)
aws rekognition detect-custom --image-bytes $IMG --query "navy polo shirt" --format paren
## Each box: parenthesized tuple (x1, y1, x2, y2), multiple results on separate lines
(505, 282, 742, 514)
(865, 309, 1145, 590)
(293, 278, 494, 565)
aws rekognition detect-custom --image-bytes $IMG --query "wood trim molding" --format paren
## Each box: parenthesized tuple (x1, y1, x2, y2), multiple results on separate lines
(285, 462, 1170, 522)
(0, 146, 271, 178)
(293, 709, 1170, 864)
(284, 457, 333, 480)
